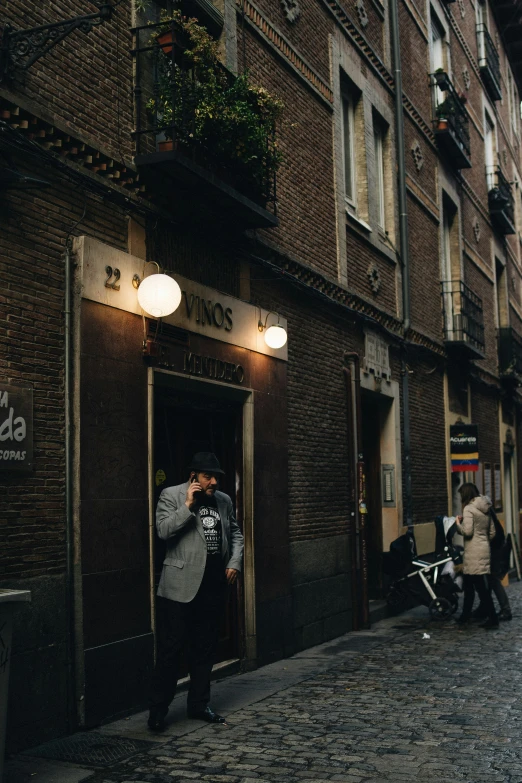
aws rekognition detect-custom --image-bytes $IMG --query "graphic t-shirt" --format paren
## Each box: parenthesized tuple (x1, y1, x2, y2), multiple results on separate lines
(198, 497, 223, 558)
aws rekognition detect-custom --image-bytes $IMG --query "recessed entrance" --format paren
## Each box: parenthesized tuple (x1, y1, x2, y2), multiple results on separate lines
(361, 393, 383, 599)
(361, 389, 396, 599)
(150, 369, 255, 673)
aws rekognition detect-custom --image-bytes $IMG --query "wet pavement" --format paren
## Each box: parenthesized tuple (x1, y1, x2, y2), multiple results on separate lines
(7, 581, 522, 783)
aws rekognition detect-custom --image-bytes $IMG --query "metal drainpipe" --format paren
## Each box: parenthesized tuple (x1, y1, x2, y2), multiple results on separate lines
(64, 240, 75, 731)
(390, 0, 413, 528)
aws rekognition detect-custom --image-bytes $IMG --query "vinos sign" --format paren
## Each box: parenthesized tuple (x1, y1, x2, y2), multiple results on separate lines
(0, 384, 33, 471)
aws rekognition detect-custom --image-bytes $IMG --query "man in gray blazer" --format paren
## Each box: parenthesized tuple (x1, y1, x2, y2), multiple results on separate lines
(148, 452, 244, 731)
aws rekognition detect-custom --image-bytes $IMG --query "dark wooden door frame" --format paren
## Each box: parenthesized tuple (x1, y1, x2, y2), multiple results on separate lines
(148, 368, 256, 666)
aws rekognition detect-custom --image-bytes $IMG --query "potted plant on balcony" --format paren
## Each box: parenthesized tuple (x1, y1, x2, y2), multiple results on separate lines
(435, 97, 455, 130)
(147, 11, 284, 201)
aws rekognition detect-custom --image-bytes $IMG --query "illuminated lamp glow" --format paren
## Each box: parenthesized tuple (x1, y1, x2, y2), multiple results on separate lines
(264, 324, 287, 349)
(137, 273, 181, 318)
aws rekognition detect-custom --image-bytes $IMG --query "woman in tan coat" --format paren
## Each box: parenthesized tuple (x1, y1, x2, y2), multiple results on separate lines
(455, 483, 498, 628)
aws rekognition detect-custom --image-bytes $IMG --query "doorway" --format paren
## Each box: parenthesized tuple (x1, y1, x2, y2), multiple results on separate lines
(504, 448, 515, 538)
(361, 392, 384, 599)
(153, 382, 244, 670)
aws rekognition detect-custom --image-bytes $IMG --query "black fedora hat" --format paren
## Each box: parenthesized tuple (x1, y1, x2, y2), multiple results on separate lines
(189, 452, 225, 475)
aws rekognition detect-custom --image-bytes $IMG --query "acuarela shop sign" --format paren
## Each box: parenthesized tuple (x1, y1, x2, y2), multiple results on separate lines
(0, 384, 33, 471)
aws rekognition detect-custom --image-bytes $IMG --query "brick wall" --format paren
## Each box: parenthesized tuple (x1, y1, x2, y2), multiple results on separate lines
(250, 276, 357, 542)
(240, 28, 339, 279)
(345, 230, 398, 316)
(2, 1, 134, 160)
(470, 382, 501, 468)
(407, 198, 442, 341)
(0, 155, 127, 583)
(407, 353, 447, 524)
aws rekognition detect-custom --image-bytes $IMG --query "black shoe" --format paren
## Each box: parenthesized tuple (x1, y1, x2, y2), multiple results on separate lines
(498, 610, 512, 621)
(188, 706, 226, 724)
(456, 615, 471, 625)
(471, 608, 487, 620)
(479, 618, 500, 629)
(148, 706, 168, 731)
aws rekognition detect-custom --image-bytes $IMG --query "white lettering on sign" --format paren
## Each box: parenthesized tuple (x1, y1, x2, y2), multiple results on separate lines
(0, 408, 26, 442)
(0, 450, 26, 460)
(0, 384, 32, 471)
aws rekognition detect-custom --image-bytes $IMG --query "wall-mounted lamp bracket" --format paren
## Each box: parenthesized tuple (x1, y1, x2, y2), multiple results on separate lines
(257, 309, 287, 349)
(258, 310, 279, 332)
(0, 4, 115, 82)
(133, 261, 161, 290)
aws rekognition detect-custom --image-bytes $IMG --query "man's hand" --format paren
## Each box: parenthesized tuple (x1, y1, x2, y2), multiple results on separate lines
(185, 481, 202, 509)
(226, 568, 239, 585)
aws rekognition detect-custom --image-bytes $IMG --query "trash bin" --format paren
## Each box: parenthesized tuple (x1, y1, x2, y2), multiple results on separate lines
(0, 589, 31, 783)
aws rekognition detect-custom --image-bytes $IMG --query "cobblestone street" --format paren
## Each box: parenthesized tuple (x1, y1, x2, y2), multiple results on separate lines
(12, 582, 522, 783)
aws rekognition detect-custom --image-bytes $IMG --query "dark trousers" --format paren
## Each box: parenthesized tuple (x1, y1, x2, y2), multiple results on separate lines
(149, 576, 226, 714)
(491, 575, 510, 612)
(461, 574, 497, 622)
(477, 574, 511, 614)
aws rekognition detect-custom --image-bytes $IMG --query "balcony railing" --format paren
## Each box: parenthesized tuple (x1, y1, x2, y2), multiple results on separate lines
(477, 24, 502, 101)
(487, 166, 516, 235)
(431, 72, 471, 169)
(498, 327, 522, 379)
(441, 280, 485, 358)
(131, 19, 278, 228)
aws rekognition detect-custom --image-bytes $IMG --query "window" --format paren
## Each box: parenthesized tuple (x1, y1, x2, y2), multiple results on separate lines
(513, 178, 522, 236)
(342, 93, 356, 207)
(495, 258, 507, 328)
(476, 0, 487, 44)
(476, 1, 488, 68)
(374, 116, 386, 230)
(430, 15, 446, 108)
(485, 112, 496, 190)
(441, 195, 459, 336)
(509, 73, 520, 136)
(441, 197, 457, 283)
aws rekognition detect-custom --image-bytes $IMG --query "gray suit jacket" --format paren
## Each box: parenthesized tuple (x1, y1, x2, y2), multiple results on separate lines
(156, 481, 244, 603)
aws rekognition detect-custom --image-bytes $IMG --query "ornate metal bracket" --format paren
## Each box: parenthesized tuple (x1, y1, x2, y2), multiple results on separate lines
(0, 3, 114, 82)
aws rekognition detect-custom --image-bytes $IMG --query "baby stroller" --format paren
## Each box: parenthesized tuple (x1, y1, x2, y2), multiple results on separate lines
(384, 517, 463, 620)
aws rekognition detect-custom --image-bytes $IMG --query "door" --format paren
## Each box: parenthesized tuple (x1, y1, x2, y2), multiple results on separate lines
(361, 393, 383, 599)
(504, 449, 515, 538)
(153, 385, 243, 670)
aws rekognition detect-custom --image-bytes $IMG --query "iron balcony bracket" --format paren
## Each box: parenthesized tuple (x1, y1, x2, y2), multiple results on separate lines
(0, 3, 114, 82)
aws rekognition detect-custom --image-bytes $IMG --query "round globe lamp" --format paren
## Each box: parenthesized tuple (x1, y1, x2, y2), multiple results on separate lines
(137, 273, 181, 318)
(264, 324, 287, 349)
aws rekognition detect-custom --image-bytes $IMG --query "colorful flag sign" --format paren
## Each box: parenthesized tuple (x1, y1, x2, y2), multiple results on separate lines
(450, 424, 478, 472)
